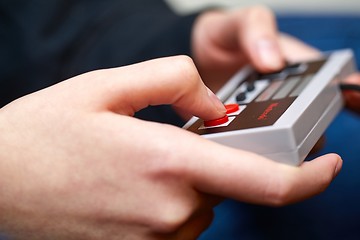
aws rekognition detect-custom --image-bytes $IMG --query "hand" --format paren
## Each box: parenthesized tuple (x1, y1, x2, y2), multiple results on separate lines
(192, 4, 360, 142)
(191, 6, 321, 91)
(0, 56, 342, 240)
(341, 73, 360, 113)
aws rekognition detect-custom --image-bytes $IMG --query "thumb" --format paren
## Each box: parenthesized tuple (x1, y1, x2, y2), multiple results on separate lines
(179, 134, 342, 206)
(235, 6, 285, 72)
(79, 56, 226, 120)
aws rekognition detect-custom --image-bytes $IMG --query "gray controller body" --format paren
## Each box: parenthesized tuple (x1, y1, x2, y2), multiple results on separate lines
(184, 49, 356, 165)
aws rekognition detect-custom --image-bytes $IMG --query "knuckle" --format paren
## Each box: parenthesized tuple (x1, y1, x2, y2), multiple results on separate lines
(266, 185, 292, 207)
(262, 173, 293, 206)
(172, 55, 195, 69)
(155, 201, 194, 233)
(171, 55, 199, 85)
(165, 55, 203, 100)
(244, 5, 275, 21)
(263, 168, 334, 207)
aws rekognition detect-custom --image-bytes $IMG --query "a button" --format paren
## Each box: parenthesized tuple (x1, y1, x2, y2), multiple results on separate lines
(236, 92, 247, 102)
(204, 115, 229, 127)
(246, 82, 255, 92)
(225, 104, 240, 114)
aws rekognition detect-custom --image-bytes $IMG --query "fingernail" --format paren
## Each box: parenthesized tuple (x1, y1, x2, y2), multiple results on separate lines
(257, 39, 283, 70)
(334, 156, 343, 178)
(207, 87, 226, 115)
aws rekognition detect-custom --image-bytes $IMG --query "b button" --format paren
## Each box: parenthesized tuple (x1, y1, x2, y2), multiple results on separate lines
(204, 115, 229, 127)
(225, 104, 240, 114)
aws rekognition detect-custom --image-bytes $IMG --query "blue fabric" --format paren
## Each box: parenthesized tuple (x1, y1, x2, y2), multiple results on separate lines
(277, 15, 360, 69)
(200, 15, 360, 240)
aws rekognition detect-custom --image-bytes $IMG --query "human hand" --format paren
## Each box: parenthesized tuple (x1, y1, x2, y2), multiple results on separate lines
(0, 56, 342, 240)
(193, 5, 360, 98)
(191, 6, 321, 91)
(341, 73, 360, 113)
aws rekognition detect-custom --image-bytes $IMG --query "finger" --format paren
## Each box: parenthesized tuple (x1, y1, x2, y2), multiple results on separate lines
(179, 134, 342, 206)
(342, 73, 360, 113)
(344, 73, 360, 85)
(236, 6, 285, 72)
(279, 33, 323, 62)
(77, 56, 226, 120)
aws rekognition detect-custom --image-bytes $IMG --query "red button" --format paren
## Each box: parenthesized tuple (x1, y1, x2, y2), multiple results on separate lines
(204, 115, 229, 127)
(225, 104, 240, 114)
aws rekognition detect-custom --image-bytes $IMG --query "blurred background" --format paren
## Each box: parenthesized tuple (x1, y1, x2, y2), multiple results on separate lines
(166, 0, 360, 15)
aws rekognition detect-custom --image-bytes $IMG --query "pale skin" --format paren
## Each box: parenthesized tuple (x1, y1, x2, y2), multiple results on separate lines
(191, 5, 326, 90)
(0, 5, 360, 240)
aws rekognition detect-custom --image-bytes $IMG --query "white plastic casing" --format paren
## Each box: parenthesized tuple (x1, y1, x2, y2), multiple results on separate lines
(184, 49, 356, 165)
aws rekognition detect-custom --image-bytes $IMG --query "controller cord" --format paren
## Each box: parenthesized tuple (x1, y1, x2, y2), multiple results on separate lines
(340, 83, 360, 93)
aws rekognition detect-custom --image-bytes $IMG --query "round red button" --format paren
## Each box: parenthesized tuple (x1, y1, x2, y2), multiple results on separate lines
(204, 115, 229, 127)
(225, 104, 240, 114)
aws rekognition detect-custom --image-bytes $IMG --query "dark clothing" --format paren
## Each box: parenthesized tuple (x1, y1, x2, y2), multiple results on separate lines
(0, 0, 196, 126)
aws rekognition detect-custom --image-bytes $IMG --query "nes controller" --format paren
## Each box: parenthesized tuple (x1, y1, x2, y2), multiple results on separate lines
(184, 49, 356, 165)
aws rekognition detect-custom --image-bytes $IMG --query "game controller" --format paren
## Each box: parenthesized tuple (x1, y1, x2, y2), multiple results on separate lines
(184, 49, 356, 165)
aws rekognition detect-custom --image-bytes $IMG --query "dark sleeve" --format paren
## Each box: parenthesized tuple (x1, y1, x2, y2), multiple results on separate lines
(0, 0, 198, 114)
